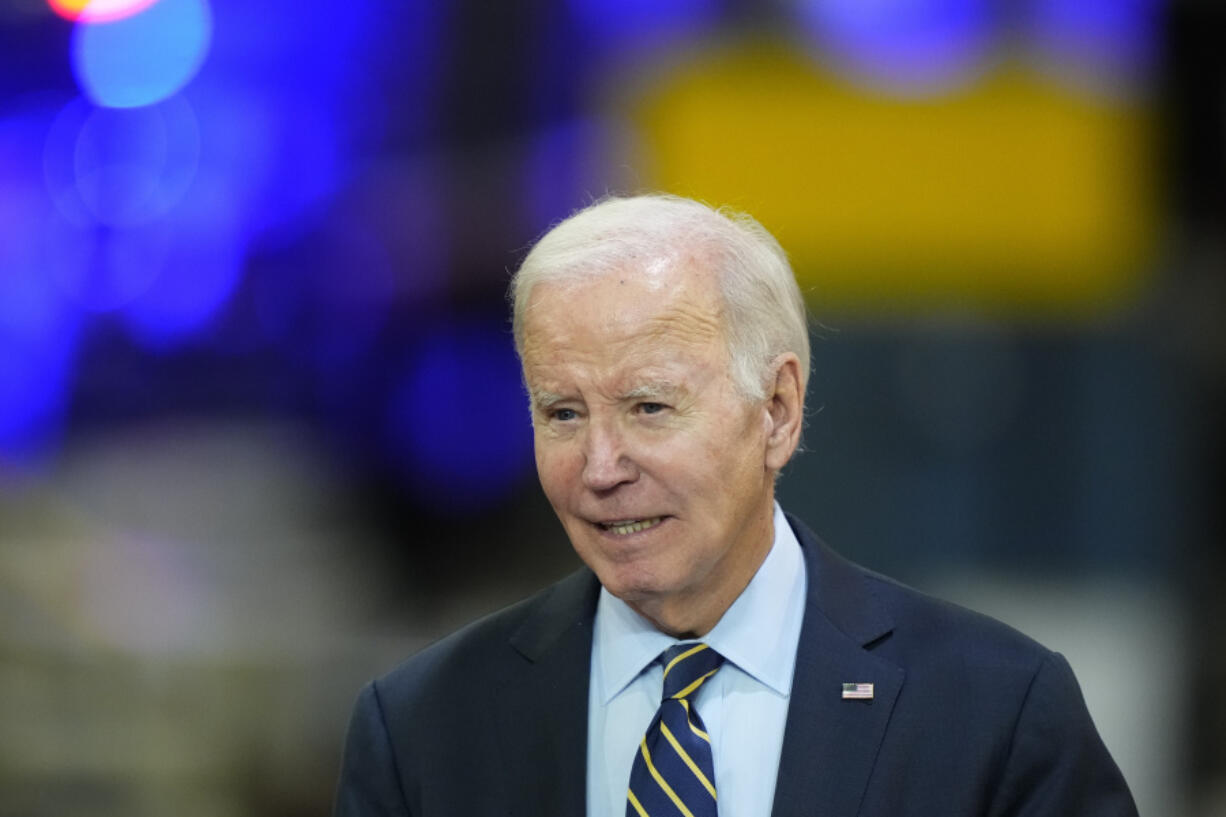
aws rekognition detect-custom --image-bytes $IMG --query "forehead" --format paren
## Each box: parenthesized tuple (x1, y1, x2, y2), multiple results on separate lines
(520, 263, 727, 373)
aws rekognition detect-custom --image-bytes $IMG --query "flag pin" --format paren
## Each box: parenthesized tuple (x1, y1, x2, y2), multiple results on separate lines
(842, 682, 874, 700)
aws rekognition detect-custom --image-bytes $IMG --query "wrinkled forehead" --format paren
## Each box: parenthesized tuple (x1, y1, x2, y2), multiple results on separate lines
(519, 262, 728, 358)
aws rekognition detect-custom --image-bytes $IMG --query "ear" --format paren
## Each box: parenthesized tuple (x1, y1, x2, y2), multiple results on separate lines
(763, 353, 804, 471)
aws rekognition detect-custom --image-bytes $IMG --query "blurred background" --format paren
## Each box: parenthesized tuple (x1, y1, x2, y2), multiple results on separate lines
(1, 0, 1223, 814)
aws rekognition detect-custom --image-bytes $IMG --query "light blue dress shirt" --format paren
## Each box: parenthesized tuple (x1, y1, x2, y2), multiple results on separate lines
(586, 502, 808, 817)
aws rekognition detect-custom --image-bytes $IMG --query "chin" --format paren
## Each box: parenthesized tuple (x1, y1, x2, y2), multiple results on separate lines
(586, 558, 668, 603)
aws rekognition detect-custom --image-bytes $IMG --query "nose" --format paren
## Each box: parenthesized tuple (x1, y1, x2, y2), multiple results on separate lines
(581, 417, 638, 492)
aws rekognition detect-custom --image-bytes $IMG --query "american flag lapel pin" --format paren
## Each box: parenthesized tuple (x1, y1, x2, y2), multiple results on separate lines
(842, 682, 874, 700)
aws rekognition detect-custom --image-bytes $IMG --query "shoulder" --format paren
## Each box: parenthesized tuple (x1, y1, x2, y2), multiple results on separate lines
(789, 518, 1137, 813)
(791, 513, 1066, 727)
(791, 512, 1053, 675)
(372, 566, 598, 713)
(862, 565, 1053, 672)
(855, 565, 1076, 730)
(868, 573, 1136, 814)
(335, 567, 599, 815)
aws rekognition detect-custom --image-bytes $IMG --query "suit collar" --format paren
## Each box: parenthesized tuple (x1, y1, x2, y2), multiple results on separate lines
(495, 567, 599, 816)
(508, 566, 601, 661)
(495, 517, 905, 817)
(790, 513, 895, 648)
(771, 514, 905, 817)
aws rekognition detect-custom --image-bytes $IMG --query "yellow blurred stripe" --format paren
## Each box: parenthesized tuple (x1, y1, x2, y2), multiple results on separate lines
(627, 41, 1157, 316)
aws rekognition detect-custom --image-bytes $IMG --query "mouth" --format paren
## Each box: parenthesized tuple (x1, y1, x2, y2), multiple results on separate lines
(596, 517, 664, 536)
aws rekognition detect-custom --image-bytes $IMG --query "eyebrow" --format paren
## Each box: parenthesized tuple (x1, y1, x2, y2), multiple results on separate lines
(529, 382, 683, 411)
(530, 390, 565, 411)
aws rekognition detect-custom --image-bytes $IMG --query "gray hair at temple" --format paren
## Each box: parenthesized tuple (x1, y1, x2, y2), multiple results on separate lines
(509, 193, 810, 402)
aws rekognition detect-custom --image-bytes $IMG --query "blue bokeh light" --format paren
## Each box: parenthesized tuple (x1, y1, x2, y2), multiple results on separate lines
(44, 96, 200, 229)
(182, 85, 343, 253)
(386, 320, 535, 511)
(1, 102, 64, 304)
(186, 0, 436, 249)
(120, 175, 246, 346)
(44, 219, 166, 311)
(71, 0, 213, 109)
(40, 96, 205, 312)
(0, 323, 80, 465)
(43, 96, 96, 228)
(522, 117, 617, 236)
(249, 199, 402, 372)
(74, 98, 200, 227)
(1029, 0, 1158, 91)
(570, 0, 719, 45)
(797, 0, 993, 95)
(0, 104, 83, 460)
(0, 314, 79, 461)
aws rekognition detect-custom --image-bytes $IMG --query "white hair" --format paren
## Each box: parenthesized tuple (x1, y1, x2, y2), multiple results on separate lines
(509, 193, 810, 401)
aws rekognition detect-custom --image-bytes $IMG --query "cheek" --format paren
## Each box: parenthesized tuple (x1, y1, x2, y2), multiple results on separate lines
(687, 432, 765, 503)
(534, 440, 577, 500)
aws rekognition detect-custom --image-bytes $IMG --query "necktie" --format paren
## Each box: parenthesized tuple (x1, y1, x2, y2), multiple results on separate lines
(626, 642, 724, 817)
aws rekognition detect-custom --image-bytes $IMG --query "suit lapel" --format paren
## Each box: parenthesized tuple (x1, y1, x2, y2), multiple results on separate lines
(491, 519, 903, 816)
(495, 568, 600, 816)
(772, 518, 905, 817)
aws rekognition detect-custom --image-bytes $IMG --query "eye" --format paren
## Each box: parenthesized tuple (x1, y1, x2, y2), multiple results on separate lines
(551, 407, 578, 422)
(638, 402, 665, 415)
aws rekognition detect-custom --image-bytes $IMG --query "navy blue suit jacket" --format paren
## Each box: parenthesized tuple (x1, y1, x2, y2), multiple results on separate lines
(334, 515, 1138, 816)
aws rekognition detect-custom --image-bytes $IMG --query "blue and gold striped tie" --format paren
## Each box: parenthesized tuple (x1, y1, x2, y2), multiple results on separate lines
(626, 642, 724, 817)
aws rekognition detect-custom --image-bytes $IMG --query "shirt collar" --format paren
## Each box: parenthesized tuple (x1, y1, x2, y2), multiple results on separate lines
(593, 502, 807, 703)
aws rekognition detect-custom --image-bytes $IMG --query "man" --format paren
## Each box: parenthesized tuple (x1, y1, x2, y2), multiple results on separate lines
(334, 194, 1138, 816)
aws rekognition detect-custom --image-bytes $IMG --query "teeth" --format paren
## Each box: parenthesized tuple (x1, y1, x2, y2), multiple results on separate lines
(605, 517, 662, 536)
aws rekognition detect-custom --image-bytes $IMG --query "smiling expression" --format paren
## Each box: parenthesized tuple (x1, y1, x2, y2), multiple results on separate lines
(520, 258, 791, 636)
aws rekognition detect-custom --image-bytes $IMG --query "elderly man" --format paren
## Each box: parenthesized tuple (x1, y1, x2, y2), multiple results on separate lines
(334, 194, 1137, 816)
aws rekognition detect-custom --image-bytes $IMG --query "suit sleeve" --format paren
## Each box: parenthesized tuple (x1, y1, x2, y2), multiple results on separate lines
(333, 682, 413, 817)
(987, 651, 1139, 817)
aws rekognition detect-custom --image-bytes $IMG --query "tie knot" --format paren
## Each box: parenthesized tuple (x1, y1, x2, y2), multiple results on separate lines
(660, 642, 724, 701)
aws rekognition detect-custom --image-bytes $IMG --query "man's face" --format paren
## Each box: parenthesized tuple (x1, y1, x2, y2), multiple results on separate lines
(520, 260, 779, 635)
